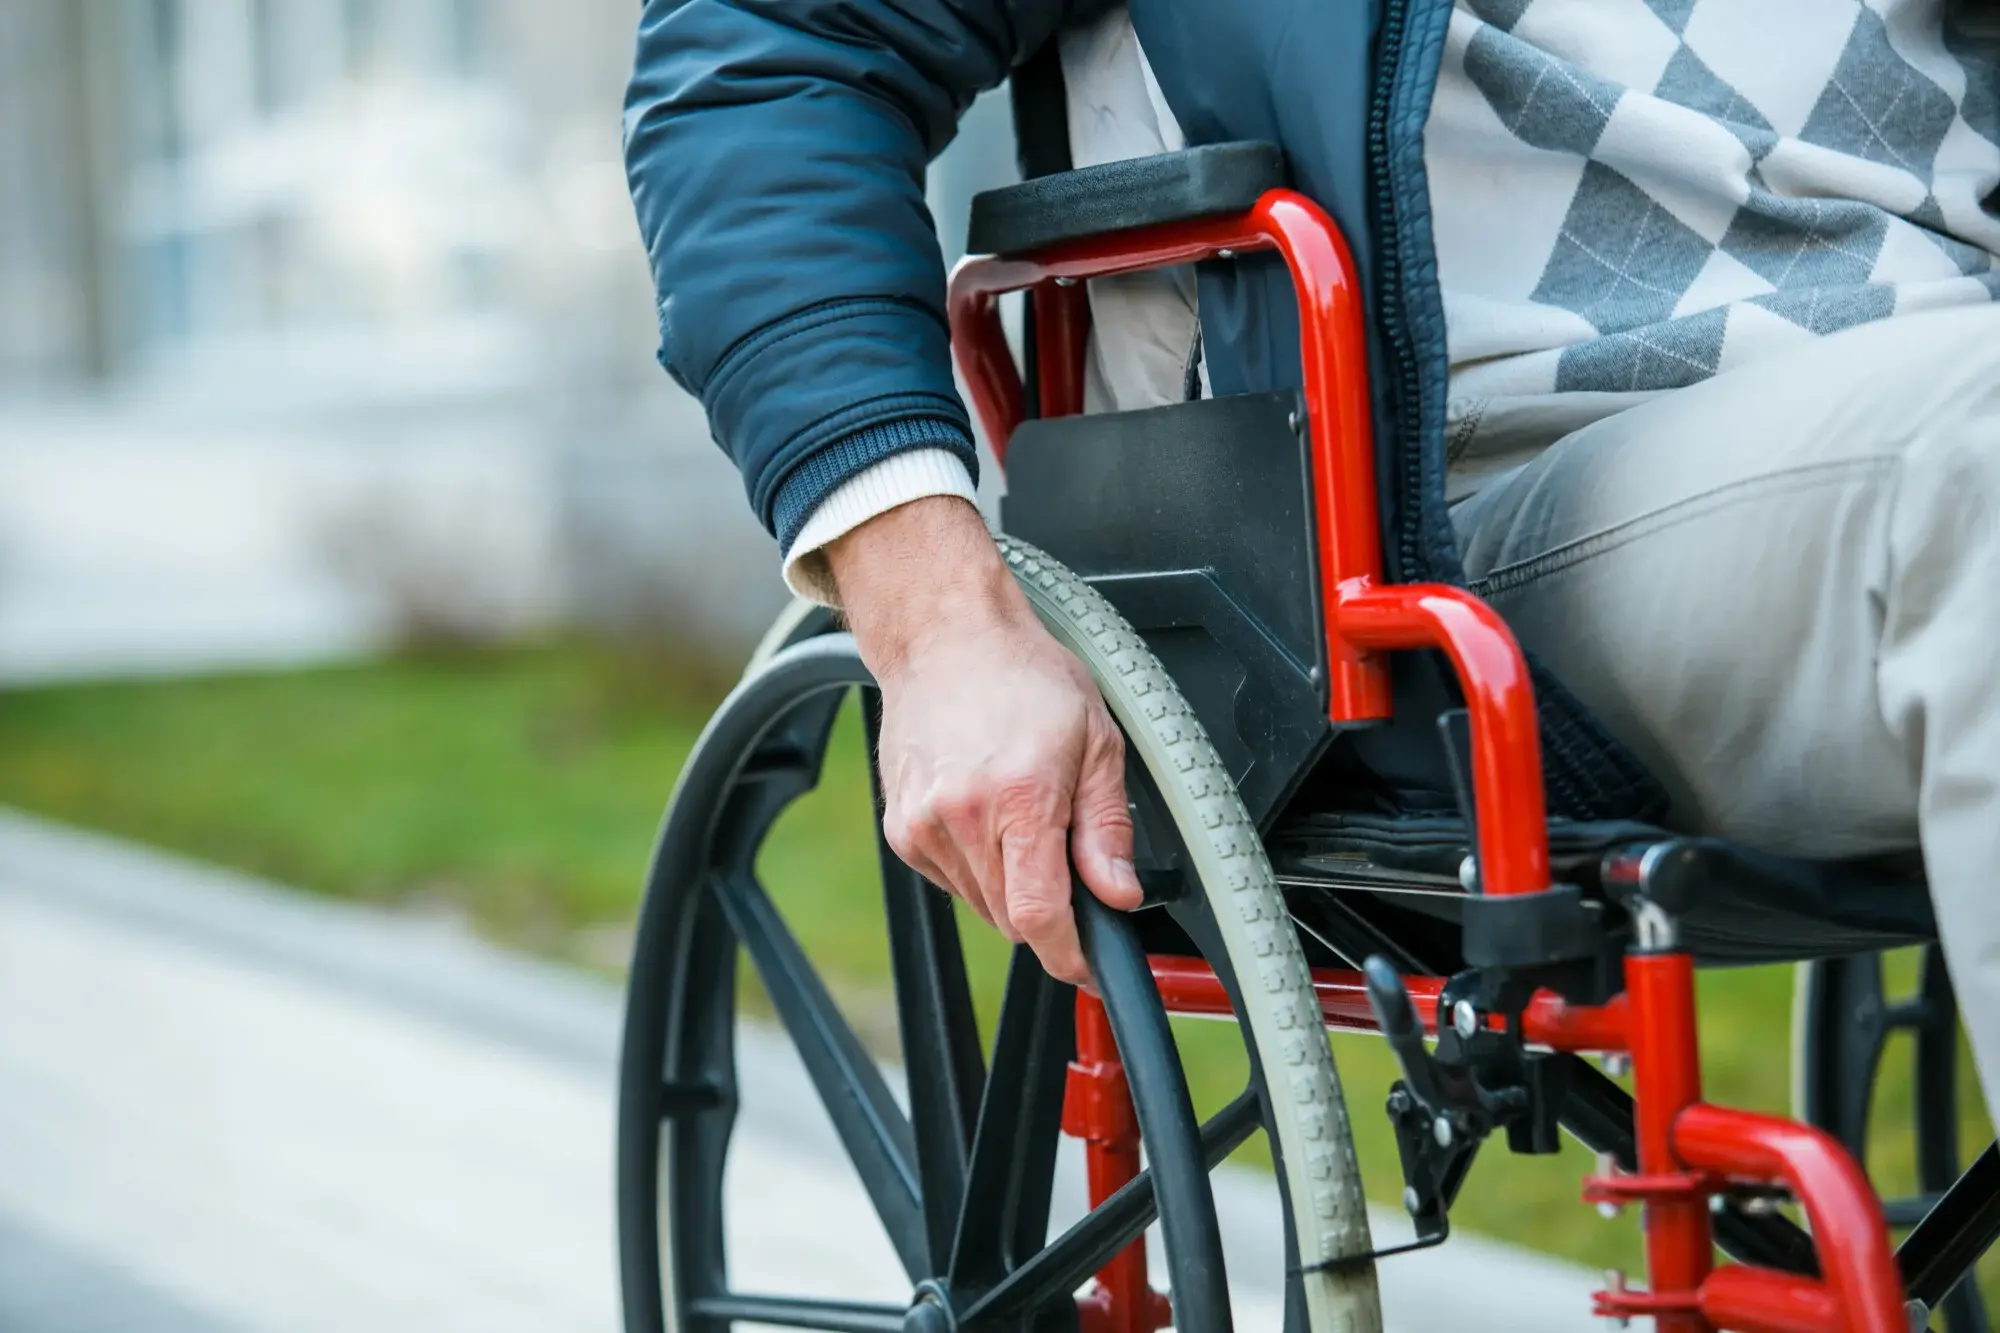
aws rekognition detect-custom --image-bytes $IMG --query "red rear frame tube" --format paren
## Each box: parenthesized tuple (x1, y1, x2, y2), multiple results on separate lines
(952, 194, 1907, 1333)
(1149, 956, 1631, 1052)
(1031, 280, 1090, 421)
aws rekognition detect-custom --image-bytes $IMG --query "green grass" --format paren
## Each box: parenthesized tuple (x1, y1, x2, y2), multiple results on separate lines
(0, 642, 1990, 1293)
(0, 644, 727, 959)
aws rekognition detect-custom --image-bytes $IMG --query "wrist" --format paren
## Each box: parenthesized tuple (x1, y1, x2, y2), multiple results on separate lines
(826, 496, 1026, 676)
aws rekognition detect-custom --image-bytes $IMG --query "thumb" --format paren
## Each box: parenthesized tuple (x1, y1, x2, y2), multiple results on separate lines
(1070, 722, 1143, 910)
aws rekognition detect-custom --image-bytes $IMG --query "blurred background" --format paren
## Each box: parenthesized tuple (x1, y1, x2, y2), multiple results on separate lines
(0, 0, 1015, 678)
(0, 5, 1038, 1330)
(0, 4, 1986, 1332)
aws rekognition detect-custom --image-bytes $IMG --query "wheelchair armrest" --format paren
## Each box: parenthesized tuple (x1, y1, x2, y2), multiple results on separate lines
(966, 141, 1289, 257)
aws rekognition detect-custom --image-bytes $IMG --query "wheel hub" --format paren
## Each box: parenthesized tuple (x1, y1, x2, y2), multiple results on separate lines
(905, 1281, 958, 1332)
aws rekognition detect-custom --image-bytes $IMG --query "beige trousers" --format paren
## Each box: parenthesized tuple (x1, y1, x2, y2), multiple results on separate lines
(1451, 305, 2000, 1115)
(1058, 6, 2000, 1116)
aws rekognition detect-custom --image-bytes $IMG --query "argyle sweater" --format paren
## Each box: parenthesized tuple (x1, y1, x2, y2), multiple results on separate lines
(1432, 0, 2000, 476)
(784, 0, 2000, 597)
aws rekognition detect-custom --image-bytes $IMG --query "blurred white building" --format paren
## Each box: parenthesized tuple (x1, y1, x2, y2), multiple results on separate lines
(0, 0, 1017, 677)
(6, 1, 552, 387)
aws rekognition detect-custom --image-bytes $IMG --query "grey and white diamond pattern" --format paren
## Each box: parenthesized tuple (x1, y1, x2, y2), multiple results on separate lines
(1433, 0, 2000, 397)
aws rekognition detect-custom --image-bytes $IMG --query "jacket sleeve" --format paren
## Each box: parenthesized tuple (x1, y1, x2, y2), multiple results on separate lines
(624, 0, 1080, 554)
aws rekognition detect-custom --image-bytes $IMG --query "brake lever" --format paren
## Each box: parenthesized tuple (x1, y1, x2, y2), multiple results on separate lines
(1362, 955, 1450, 1109)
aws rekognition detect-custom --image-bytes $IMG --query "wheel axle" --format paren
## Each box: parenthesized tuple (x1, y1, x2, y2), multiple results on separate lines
(905, 1282, 956, 1332)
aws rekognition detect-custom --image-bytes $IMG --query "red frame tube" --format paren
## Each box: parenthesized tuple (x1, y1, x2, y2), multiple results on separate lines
(1335, 585, 1549, 894)
(949, 191, 1550, 898)
(1148, 957, 1630, 1052)
(953, 193, 1909, 1333)
(950, 192, 1385, 722)
(1699, 1267, 1842, 1333)
(1676, 1105, 1907, 1332)
(1031, 280, 1089, 420)
(1627, 952, 1714, 1333)
(1584, 960, 1908, 1332)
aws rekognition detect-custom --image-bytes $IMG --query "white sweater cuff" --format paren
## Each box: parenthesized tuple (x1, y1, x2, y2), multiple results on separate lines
(782, 448, 981, 605)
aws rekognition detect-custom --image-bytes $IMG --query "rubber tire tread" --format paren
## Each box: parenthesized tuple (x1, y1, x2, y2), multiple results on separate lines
(999, 535, 1383, 1333)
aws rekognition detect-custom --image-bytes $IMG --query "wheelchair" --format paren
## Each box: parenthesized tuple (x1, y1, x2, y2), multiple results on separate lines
(615, 142, 2000, 1332)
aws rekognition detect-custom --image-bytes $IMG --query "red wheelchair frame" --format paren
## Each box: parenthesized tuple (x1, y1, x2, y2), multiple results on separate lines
(947, 191, 1908, 1333)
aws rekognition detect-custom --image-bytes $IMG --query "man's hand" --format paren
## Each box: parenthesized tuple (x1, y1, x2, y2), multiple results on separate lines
(827, 496, 1142, 986)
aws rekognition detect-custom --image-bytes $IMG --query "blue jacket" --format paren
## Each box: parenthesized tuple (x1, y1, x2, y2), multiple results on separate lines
(624, 0, 1664, 821)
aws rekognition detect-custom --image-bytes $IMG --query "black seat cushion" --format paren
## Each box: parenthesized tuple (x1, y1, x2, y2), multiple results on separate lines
(966, 141, 1288, 257)
(1269, 811, 1934, 966)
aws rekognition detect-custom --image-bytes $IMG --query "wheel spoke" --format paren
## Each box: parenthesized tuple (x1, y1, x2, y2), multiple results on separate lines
(865, 691, 987, 1275)
(1913, 946, 1964, 1193)
(1910, 947, 1991, 1333)
(710, 870, 927, 1282)
(1884, 1192, 1949, 1229)
(1801, 953, 1889, 1152)
(964, 1087, 1262, 1324)
(1900, 1141, 2000, 1311)
(685, 1293, 905, 1331)
(949, 946, 1075, 1292)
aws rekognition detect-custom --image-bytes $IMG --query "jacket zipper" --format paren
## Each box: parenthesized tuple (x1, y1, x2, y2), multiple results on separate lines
(1365, 0, 1427, 585)
(1361, 0, 1666, 824)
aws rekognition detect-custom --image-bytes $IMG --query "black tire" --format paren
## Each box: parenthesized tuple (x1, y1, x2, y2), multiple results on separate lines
(616, 540, 1381, 1332)
(1795, 946, 1989, 1331)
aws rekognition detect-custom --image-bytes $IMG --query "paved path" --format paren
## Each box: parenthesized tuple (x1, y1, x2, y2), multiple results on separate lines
(0, 809, 1600, 1331)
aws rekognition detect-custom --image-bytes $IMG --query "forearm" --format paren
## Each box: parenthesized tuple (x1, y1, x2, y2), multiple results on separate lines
(826, 495, 1030, 676)
(623, 0, 1076, 546)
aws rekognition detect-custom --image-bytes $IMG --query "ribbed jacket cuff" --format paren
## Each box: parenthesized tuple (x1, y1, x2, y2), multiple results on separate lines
(782, 447, 980, 605)
(771, 414, 977, 549)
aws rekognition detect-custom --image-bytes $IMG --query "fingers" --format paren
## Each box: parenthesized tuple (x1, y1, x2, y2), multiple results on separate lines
(999, 813, 1091, 987)
(889, 726, 1138, 988)
(931, 779, 1023, 943)
(1069, 719, 1142, 911)
(868, 616, 1134, 992)
(897, 841, 974, 920)
(886, 807, 1003, 934)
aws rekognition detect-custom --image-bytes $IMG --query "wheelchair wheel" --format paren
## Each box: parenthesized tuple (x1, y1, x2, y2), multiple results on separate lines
(1795, 946, 1989, 1331)
(615, 539, 1380, 1332)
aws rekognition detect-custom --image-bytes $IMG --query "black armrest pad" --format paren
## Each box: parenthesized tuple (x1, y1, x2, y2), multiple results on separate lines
(966, 141, 1288, 257)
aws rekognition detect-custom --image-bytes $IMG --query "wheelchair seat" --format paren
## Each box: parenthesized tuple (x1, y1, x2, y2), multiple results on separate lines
(1269, 809, 1935, 967)
(998, 357, 1933, 972)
